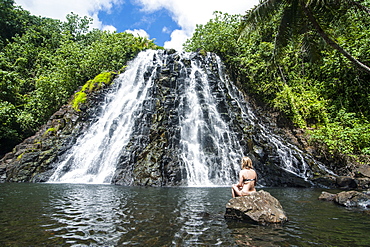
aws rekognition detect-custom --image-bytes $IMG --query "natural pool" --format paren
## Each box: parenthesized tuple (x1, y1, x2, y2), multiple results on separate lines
(0, 183, 369, 246)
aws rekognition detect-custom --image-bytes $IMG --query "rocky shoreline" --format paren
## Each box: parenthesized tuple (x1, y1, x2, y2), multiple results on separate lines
(319, 190, 370, 208)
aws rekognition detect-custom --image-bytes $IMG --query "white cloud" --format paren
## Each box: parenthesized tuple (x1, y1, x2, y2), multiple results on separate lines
(135, 0, 260, 50)
(14, 0, 260, 50)
(14, 0, 123, 30)
(103, 25, 118, 32)
(125, 29, 150, 38)
(163, 29, 188, 51)
(162, 26, 171, 34)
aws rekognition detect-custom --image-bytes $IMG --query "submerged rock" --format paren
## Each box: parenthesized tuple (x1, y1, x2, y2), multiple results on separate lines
(224, 190, 288, 224)
(319, 190, 370, 208)
(318, 191, 337, 201)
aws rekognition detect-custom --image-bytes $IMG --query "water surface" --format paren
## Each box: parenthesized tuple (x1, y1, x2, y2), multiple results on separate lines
(0, 183, 369, 246)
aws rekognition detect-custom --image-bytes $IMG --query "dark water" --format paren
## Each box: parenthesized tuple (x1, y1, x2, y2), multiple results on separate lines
(0, 183, 369, 246)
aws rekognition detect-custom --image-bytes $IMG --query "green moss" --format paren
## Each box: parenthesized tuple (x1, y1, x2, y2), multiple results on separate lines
(43, 127, 58, 136)
(72, 91, 87, 111)
(17, 153, 24, 161)
(85, 71, 117, 92)
(71, 71, 117, 111)
(198, 49, 207, 56)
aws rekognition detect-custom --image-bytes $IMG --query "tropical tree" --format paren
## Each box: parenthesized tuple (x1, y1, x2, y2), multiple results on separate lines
(240, 0, 370, 74)
(0, 2, 161, 155)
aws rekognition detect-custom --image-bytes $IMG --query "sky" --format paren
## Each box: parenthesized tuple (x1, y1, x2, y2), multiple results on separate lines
(14, 0, 260, 51)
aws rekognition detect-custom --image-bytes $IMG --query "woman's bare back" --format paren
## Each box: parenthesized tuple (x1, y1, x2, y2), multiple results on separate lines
(240, 169, 257, 193)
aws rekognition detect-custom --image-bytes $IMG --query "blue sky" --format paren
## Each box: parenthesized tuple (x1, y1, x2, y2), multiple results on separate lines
(97, 3, 180, 46)
(14, 0, 259, 50)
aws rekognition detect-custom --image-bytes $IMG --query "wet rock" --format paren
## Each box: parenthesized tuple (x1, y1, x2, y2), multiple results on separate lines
(311, 175, 337, 188)
(224, 190, 288, 224)
(0, 92, 103, 182)
(336, 176, 357, 189)
(319, 190, 370, 208)
(318, 191, 337, 201)
(0, 50, 336, 187)
(356, 164, 370, 178)
(354, 165, 370, 189)
(356, 178, 370, 190)
(336, 191, 370, 208)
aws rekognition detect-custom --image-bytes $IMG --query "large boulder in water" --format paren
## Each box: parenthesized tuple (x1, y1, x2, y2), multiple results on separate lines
(224, 190, 288, 224)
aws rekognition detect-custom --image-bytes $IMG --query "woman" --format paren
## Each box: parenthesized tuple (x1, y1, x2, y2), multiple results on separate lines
(231, 157, 257, 198)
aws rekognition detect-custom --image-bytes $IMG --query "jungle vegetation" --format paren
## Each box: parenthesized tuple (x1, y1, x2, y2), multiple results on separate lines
(184, 0, 370, 161)
(0, 0, 159, 155)
(1, 0, 369, 165)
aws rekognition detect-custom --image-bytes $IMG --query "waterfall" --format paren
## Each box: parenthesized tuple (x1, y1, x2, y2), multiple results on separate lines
(178, 54, 243, 186)
(48, 49, 328, 186)
(48, 50, 162, 184)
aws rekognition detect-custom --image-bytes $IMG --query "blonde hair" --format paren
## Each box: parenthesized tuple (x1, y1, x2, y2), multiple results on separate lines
(241, 156, 253, 169)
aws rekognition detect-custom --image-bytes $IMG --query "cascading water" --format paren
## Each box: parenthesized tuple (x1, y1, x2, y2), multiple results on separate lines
(48, 49, 330, 186)
(48, 51, 162, 184)
(178, 54, 243, 186)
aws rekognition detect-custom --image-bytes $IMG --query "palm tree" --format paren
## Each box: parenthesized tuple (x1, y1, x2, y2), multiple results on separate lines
(240, 0, 370, 74)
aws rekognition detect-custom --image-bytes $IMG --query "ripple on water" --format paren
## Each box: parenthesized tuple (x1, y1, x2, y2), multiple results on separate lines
(1, 184, 370, 246)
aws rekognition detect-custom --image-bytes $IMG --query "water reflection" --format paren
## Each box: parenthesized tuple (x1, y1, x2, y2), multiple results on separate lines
(173, 188, 229, 246)
(1, 184, 370, 246)
(45, 184, 127, 245)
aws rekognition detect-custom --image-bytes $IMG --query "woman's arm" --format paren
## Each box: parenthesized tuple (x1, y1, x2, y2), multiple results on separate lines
(254, 172, 258, 186)
(237, 171, 244, 187)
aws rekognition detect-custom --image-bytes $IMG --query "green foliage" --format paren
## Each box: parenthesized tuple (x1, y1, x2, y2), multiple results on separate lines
(72, 71, 117, 111)
(63, 12, 92, 41)
(184, 11, 240, 61)
(184, 7, 370, 156)
(0, 1, 160, 155)
(0, 0, 33, 48)
(0, 100, 20, 151)
(309, 110, 370, 155)
(273, 84, 328, 128)
(83, 71, 117, 91)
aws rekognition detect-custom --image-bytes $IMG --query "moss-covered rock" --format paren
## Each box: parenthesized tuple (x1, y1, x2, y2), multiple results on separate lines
(72, 71, 118, 111)
(0, 70, 118, 183)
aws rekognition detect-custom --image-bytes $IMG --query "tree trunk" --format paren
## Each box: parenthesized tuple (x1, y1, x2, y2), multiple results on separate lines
(303, 5, 370, 74)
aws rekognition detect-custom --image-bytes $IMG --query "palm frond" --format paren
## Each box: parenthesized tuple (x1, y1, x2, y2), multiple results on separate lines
(239, 0, 283, 38)
(348, 0, 370, 14)
(273, 1, 307, 56)
(275, 6, 295, 48)
(301, 30, 323, 63)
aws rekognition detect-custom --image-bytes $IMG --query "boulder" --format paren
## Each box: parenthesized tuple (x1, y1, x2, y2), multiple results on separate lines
(355, 178, 370, 190)
(336, 176, 357, 189)
(336, 191, 370, 208)
(319, 190, 370, 208)
(224, 190, 288, 224)
(356, 164, 370, 178)
(318, 191, 337, 201)
(354, 165, 370, 189)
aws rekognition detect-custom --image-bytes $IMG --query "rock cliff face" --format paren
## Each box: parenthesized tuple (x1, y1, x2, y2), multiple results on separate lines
(0, 105, 87, 182)
(0, 49, 336, 186)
